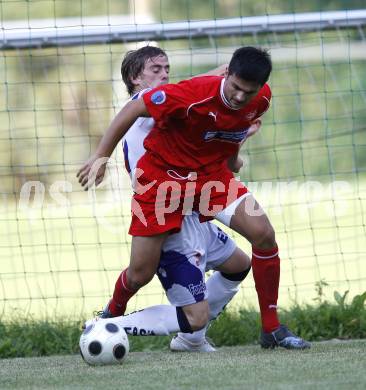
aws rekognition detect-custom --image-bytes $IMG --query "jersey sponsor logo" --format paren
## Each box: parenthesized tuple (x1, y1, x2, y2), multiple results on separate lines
(203, 128, 249, 143)
(151, 90, 166, 105)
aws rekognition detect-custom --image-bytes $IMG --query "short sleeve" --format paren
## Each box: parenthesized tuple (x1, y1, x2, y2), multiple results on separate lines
(256, 83, 272, 118)
(142, 79, 195, 122)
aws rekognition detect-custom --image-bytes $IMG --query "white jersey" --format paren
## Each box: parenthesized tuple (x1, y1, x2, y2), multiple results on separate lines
(122, 88, 236, 307)
(122, 89, 154, 176)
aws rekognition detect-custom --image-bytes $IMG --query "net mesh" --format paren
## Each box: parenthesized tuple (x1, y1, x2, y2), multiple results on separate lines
(0, 0, 365, 319)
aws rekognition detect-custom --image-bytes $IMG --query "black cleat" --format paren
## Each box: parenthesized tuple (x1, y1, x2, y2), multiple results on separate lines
(96, 301, 114, 319)
(82, 301, 114, 330)
(260, 324, 311, 350)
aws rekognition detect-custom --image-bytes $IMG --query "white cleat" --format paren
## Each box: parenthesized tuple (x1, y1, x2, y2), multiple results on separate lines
(170, 335, 216, 352)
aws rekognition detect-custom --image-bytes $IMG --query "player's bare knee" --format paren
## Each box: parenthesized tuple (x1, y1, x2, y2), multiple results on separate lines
(127, 269, 154, 290)
(244, 255, 251, 269)
(239, 252, 251, 270)
(217, 248, 251, 275)
(253, 224, 276, 249)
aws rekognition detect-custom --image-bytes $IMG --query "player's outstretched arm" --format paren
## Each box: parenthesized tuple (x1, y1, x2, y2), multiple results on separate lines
(192, 64, 228, 78)
(227, 119, 262, 173)
(77, 98, 149, 190)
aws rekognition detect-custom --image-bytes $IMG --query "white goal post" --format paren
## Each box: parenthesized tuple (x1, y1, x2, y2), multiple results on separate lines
(2, 9, 366, 49)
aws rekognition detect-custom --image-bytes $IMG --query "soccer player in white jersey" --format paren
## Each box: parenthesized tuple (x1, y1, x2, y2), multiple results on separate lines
(86, 46, 258, 352)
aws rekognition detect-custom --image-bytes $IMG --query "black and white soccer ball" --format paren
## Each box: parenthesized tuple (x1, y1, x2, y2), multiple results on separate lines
(79, 319, 129, 365)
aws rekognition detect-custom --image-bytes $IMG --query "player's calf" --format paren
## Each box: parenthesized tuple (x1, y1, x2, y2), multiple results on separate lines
(182, 300, 209, 331)
(128, 234, 168, 290)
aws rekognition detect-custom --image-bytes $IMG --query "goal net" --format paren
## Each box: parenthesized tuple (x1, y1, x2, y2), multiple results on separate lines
(1, 1, 365, 319)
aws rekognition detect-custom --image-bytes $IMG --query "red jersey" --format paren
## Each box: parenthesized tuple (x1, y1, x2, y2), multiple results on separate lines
(142, 76, 271, 171)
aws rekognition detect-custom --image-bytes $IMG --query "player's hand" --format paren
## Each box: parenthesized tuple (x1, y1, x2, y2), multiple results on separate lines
(213, 64, 229, 77)
(231, 156, 244, 173)
(246, 118, 262, 138)
(227, 155, 244, 173)
(76, 154, 108, 190)
(195, 63, 228, 78)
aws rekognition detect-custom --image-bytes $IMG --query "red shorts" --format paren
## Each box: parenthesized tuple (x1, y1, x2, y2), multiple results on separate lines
(129, 153, 248, 236)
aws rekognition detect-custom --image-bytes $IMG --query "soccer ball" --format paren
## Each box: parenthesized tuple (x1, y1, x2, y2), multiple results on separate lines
(79, 319, 129, 365)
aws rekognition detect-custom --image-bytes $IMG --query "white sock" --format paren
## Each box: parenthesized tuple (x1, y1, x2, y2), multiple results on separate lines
(112, 305, 180, 336)
(206, 271, 241, 320)
(177, 271, 241, 344)
(176, 326, 208, 344)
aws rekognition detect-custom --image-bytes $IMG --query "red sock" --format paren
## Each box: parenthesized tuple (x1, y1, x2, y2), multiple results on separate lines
(252, 245, 280, 333)
(108, 268, 138, 316)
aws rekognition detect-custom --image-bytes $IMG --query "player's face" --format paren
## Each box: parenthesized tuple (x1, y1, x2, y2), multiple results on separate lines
(133, 55, 170, 91)
(223, 73, 261, 110)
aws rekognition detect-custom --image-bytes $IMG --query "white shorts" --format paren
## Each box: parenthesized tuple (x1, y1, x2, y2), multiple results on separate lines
(156, 213, 236, 307)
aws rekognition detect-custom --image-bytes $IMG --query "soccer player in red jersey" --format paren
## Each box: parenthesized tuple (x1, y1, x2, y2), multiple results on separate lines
(78, 46, 310, 349)
(98, 46, 254, 352)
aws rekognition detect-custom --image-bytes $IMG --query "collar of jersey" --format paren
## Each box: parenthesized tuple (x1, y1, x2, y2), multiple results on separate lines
(131, 87, 152, 101)
(220, 78, 241, 111)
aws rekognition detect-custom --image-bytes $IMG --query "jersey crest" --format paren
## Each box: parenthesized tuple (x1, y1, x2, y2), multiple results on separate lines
(150, 90, 166, 105)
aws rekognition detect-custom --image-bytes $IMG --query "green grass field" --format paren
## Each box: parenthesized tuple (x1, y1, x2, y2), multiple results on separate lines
(1, 340, 365, 389)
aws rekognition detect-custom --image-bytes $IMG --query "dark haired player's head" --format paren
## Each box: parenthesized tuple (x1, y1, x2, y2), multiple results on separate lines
(121, 46, 168, 95)
(228, 46, 272, 86)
